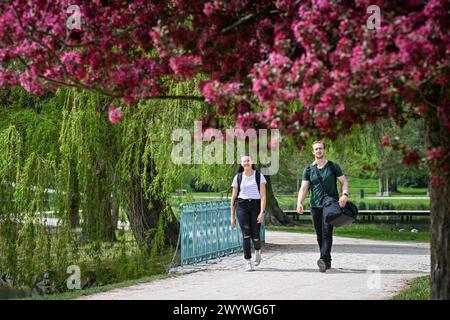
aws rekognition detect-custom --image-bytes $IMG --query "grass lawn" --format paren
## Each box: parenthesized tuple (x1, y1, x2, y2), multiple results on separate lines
(173, 176, 429, 200)
(24, 273, 174, 300)
(275, 196, 429, 210)
(392, 276, 430, 300)
(266, 224, 430, 242)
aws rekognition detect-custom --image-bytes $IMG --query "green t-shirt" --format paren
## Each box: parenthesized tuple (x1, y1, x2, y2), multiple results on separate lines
(302, 161, 343, 208)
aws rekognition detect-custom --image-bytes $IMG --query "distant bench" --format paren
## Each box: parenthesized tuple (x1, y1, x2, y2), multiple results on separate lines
(284, 210, 430, 222)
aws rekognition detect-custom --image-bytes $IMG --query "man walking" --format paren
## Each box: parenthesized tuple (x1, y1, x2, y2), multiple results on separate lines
(296, 141, 349, 272)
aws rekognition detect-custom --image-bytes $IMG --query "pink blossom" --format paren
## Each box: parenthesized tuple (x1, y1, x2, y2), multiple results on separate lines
(268, 136, 279, 150)
(335, 103, 346, 115)
(426, 148, 448, 160)
(203, 3, 214, 16)
(381, 134, 389, 147)
(203, 127, 223, 141)
(108, 105, 123, 124)
(430, 176, 446, 187)
(402, 150, 420, 166)
(0, 0, 448, 166)
(169, 55, 201, 77)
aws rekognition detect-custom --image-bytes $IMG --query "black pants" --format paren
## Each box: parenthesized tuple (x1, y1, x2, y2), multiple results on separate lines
(311, 207, 334, 263)
(236, 198, 261, 259)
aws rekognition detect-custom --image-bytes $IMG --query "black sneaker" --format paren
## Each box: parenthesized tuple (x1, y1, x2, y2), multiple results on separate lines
(317, 259, 327, 272)
(326, 262, 331, 270)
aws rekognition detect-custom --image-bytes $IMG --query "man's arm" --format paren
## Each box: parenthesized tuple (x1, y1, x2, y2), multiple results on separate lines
(337, 175, 349, 207)
(296, 180, 310, 214)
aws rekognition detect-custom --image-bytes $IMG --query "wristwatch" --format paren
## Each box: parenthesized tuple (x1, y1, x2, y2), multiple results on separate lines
(343, 192, 349, 197)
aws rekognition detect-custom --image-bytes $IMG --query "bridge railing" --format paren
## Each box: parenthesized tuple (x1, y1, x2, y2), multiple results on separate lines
(180, 200, 265, 266)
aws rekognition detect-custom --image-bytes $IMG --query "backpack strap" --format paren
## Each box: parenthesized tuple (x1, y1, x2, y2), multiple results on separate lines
(327, 161, 339, 196)
(237, 172, 243, 200)
(255, 170, 261, 195)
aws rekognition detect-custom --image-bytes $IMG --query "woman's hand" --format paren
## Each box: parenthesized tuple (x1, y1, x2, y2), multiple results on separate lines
(257, 211, 265, 223)
(230, 215, 236, 228)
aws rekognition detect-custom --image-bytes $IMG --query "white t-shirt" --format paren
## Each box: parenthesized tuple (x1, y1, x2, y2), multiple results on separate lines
(231, 170, 267, 199)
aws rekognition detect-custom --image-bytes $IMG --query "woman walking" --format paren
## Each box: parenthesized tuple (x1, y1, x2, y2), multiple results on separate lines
(230, 155, 267, 271)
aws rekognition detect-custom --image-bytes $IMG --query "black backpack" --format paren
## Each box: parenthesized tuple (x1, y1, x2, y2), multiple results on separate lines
(236, 170, 261, 200)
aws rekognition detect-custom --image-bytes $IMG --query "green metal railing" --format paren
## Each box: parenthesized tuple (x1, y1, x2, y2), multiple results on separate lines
(180, 200, 265, 266)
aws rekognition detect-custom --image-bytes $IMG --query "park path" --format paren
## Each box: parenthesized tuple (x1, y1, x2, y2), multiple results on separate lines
(77, 231, 430, 300)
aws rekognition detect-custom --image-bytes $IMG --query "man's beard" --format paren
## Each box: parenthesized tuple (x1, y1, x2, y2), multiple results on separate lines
(315, 154, 324, 159)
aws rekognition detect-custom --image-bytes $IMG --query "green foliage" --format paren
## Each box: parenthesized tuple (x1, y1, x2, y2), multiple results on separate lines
(0, 86, 190, 293)
(267, 224, 430, 243)
(356, 201, 429, 211)
(58, 90, 118, 241)
(392, 276, 430, 300)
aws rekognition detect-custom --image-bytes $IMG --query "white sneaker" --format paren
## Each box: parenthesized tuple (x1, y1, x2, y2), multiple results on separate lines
(254, 250, 262, 266)
(245, 259, 254, 272)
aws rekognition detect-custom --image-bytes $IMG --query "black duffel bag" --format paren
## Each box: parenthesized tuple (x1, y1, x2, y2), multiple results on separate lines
(313, 165, 358, 227)
(323, 195, 358, 227)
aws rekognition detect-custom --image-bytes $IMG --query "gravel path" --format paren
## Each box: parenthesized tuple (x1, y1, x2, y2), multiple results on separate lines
(78, 231, 430, 300)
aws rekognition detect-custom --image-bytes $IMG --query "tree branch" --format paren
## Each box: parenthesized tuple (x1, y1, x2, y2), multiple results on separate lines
(220, 0, 302, 35)
(40, 76, 206, 102)
(220, 9, 279, 35)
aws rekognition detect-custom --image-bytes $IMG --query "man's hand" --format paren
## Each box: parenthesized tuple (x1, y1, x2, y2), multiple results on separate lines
(296, 203, 304, 215)
(339, 195, 348, 208)
(230, 216, 236, 228)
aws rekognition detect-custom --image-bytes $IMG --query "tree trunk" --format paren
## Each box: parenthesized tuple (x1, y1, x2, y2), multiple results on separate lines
(388, 174, 398, 193)
(68, 159, 80, 229)
(378, 176, 385, 195)
(426, 114, 450, 300)
(110, 167, 119, 231)
(124, 151, 179, 252)
(111, 193, 119, 231)
(126, 176, 179, 252)
(83, 159, 116, 241)
(385, 174, 390, 196)
(264, 175, 290, 226)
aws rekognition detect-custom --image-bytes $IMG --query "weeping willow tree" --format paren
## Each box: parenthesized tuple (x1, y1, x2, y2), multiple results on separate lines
(59, 90, 118, 242)
(0, 77, 296, 290)
(0, 86, 190, 289)
(0, 81, 215, 289)
(0, 88, 75, 287)
(116, 80, 212, 253)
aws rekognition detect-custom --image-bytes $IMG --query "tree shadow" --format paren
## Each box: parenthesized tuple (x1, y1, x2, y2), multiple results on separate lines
(264, 243, 429, 255)
(254, 267, 429, 274)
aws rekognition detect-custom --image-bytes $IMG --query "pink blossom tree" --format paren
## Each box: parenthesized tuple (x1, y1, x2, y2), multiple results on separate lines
(1, 0, 449, 298)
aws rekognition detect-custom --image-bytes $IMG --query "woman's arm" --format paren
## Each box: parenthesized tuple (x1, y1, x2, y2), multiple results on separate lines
(230, 187, 238, 227)
(260, 183, 266, 213)
(258, 183, 266, 223)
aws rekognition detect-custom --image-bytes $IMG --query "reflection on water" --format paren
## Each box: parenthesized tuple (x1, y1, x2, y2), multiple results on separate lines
(0, 287, 33, 299)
